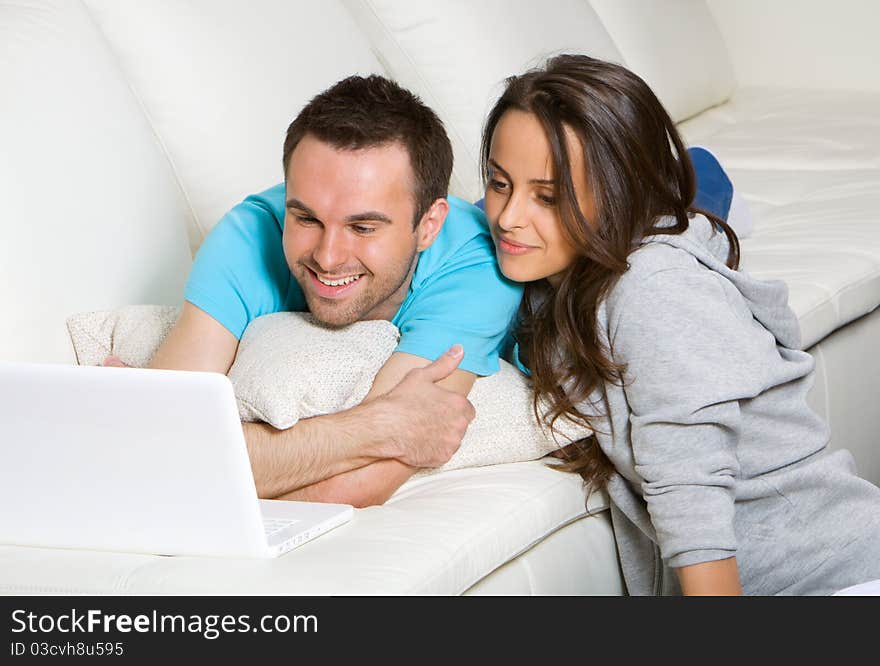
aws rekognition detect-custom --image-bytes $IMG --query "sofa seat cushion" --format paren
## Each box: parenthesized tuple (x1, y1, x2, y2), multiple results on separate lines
(0, 461, 611, 595)
(679, 88, 880, 348)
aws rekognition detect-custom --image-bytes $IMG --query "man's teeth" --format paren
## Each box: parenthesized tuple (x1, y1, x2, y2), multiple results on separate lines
(317, 274, 361, 287)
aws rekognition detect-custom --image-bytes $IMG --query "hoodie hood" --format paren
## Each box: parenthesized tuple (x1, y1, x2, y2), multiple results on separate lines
(639, 215, 802, 350)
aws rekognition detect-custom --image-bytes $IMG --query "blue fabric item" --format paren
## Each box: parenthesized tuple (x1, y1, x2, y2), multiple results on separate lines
(688, 146, 733, 220)
(472, 146, 734, 221)
(184, 184, 523, 377)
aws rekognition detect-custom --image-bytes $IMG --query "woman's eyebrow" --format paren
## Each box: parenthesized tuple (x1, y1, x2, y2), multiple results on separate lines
(488, 158, 554, 185)
(487, 158, 511, 179)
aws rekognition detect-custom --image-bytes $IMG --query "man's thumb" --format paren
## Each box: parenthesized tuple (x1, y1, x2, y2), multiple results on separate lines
(102, 355, 128, 368)
(420, 344, 464, 383)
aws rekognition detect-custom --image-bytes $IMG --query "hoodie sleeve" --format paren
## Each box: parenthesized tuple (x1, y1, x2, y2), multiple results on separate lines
(609, 264, 776, 569)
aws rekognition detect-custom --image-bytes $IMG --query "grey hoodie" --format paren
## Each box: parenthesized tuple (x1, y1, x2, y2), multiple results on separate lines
(580, 214, 880, 595)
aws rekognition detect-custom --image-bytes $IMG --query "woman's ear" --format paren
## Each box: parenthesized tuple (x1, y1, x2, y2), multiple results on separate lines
(415, 197, 450, 251)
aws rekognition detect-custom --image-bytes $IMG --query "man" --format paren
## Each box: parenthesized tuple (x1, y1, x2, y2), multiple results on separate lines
(139, 75, 524, 507)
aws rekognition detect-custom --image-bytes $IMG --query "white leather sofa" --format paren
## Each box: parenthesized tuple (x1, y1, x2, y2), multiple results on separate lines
(2, 0, 878, 595)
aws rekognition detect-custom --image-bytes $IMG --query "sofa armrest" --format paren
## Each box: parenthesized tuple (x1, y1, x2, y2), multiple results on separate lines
(707, 0, 880, 93)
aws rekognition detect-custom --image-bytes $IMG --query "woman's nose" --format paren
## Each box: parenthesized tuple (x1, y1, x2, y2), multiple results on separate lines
(496, 194, 527, 231)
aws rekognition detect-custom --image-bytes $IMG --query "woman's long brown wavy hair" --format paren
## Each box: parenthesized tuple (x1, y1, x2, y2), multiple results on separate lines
(481, 54, 740, 493)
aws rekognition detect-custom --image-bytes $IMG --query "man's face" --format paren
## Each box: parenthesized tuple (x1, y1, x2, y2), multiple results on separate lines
(283, 135, 422, 327)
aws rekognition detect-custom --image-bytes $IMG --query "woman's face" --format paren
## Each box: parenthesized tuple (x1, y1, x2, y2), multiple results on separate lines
(484, 110, 594, 285)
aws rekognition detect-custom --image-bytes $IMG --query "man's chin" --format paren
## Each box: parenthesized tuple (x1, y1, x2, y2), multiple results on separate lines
(310, 314, 359, 329)
(303, 298, 366, 329)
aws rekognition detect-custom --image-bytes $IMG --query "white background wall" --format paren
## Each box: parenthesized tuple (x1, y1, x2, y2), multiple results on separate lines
(707, 0, 880, 91)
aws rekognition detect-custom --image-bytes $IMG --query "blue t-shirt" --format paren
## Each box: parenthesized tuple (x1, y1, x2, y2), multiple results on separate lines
(184, 184, 523, 377)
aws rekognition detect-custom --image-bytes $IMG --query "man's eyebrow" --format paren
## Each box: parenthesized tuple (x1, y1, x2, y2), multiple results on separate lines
(286, 198, 318, 217)
(488, 158, 555, 186)
(286, 199, 391, 224)
(345, 211, 393, 224)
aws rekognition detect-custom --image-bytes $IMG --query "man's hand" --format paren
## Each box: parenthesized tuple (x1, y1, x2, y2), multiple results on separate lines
(278, 344, 477, 507)
(366, 344, 476, 468)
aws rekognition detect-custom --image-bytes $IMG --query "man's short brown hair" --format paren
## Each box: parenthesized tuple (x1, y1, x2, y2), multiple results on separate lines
(283, 75, 454, 227)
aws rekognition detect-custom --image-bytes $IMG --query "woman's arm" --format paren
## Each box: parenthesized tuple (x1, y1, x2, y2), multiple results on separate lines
(676, 557, 743, 596)
(609, 265, 779, 583)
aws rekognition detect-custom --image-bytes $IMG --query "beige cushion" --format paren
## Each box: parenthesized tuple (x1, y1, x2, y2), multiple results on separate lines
(66, 307, 586, 476)
(229, 313, 401, 428)
(65, 305, 181, 369)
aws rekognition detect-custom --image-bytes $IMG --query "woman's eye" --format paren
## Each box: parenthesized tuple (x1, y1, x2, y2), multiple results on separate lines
(538, 194, 556, 206)
(489, 179, 509, 193)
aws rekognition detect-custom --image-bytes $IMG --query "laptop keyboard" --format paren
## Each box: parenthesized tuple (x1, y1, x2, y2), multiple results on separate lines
(263, 518, 300, 536)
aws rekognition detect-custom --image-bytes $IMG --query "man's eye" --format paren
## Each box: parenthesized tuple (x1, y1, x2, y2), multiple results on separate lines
(352, 225, 376, 235)
(294, 215, 319, 225)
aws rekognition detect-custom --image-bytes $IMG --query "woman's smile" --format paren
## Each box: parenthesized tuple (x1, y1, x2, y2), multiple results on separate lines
(496, 235, 539, 255)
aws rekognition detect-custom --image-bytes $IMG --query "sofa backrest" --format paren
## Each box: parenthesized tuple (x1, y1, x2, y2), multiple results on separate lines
(1, 0, 737, 364)
(84, 0, 385, 247)
(1, 0, 386, 364)
(707, 0, 880, 93)
(343, 0, 624, 202)
(588, 0, 736, 123)
(344, 0, 735, 201)
(1, 0, 193, 364)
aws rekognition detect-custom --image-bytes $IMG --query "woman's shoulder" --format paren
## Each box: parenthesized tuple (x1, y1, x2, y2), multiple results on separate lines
(608, 241, 704, 303)
(602, 240, 736, 342)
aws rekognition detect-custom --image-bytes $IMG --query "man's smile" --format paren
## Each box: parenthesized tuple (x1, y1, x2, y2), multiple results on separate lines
(305, 267, 366, 299)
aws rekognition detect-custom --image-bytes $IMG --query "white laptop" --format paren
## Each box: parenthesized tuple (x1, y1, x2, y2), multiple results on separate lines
(0, 361, 353, 558)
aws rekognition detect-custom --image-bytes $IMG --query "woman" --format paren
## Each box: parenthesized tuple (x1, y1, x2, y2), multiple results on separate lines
(481, 54, 880, 595)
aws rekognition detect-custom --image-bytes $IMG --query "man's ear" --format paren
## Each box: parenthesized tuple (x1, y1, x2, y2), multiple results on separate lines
(415, 198, 449, 251)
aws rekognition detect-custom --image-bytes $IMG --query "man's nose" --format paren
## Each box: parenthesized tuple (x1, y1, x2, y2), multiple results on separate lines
(312, 227, 349, 272)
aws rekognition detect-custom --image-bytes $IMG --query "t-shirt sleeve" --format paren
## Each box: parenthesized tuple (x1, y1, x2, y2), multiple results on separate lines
(183, 196, 289, 339)
(394, 237, 523, 377)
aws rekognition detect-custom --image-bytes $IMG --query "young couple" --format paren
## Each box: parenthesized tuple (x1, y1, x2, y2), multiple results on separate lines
(134, 55, 880, 595)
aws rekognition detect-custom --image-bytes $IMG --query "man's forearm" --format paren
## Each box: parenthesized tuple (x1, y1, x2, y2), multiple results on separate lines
(267, 350, 477, 506)
(276, 459, 417, 508)
(244, 400, 397, 498)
